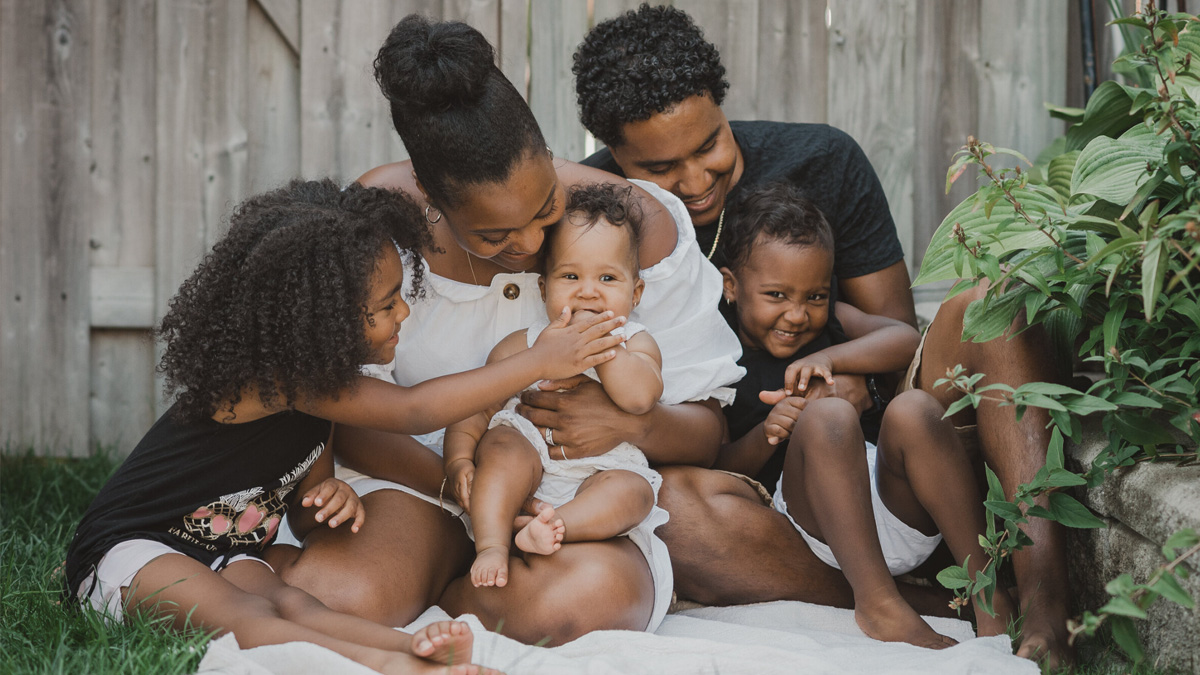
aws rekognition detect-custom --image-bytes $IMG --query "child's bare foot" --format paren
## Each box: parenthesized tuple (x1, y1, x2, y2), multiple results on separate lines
(513, 505, 564, 555)
(973, 586, 1017, 638)
(411, 620, 473, 666)
(855, 595, 957, 649)
(1013, 591, 1075, 669)
(471, 545, 510, 588)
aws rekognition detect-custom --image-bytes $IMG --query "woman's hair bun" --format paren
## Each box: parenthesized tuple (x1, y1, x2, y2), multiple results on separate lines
(374, 15, 496, 125)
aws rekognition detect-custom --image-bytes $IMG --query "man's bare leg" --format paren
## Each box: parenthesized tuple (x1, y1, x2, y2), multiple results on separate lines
(918, 283, 1074, 667)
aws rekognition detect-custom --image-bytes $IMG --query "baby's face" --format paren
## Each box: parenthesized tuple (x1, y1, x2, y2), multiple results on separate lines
(722, 235, 832, 359)
(541, 218, 643, 321)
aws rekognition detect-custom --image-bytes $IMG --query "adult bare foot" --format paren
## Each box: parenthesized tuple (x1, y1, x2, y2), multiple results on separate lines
(514, 505, 564, 555)
(411, 620, 474, 666)
(973, 586, 1017, 638)
(471, 545, 510, 588)
(1014, 592, 1074, 669)
(855, 595, 957, 649)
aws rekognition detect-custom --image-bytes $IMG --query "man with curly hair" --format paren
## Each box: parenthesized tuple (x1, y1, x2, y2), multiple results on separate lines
(572, 4, 1074, 667)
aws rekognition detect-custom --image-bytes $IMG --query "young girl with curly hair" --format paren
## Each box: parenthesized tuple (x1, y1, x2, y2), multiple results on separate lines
(63, 179, 626, 675)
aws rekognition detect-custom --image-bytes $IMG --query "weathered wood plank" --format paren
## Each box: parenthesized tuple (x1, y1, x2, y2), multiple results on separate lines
(529, 0, 589, 159)
(155, 0, 249, 414)
(827, 0, 918, 265)
(978, 0, 1069, 169)
(299, 1, 422, 180)
(913, 0, 981, 274)
(443, 0, 499, 51)
(498, 0, 529, 99)
(90, 267, 155, 329)
(248, 0, 301, 192)
(756, 0, 827, 124)
(0, 0, 93, 454)
(675, 0, 759, 121)
(594, 0, 654, 23)
(255, 0, 300, 56)
(89, 330, 156, 453)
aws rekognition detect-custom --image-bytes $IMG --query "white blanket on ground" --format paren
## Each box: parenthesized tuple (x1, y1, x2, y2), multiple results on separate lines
(195, 601, 1037, 675)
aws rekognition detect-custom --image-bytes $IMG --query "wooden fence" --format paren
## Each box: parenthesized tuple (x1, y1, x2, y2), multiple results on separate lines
(2, 0, 1100, 454)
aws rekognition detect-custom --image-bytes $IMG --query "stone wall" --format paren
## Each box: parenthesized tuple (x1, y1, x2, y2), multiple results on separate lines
(1066, 428, 1200, 672)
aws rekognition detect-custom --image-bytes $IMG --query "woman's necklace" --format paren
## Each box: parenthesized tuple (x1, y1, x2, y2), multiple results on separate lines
(705, 207, 726, 261)
(465, 248, 479, 285)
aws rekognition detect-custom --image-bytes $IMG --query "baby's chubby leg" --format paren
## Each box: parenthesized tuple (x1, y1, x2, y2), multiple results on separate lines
(550, 469, 655, 544)
(470, 426, 544, 588)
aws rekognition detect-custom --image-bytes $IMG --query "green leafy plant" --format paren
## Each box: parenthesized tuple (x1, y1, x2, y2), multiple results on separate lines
(917, 2, 1200, 661)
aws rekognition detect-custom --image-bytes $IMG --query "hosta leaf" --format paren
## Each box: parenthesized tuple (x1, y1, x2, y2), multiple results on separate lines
(1065, 80, 1139, 152)
(1072, 126, 1168, 205)
(1046, 150, 1080, 200)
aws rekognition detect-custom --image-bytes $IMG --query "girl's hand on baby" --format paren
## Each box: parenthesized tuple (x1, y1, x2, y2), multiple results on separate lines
(532, 307, 627, 380)
(759, 389, 807, 445)
(301, 478, 366, 533)
(783, 354, 836, 395)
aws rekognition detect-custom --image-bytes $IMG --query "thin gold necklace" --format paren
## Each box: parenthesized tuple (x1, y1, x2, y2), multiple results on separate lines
(705, 207, 726, 260)
(465, 248, 479, 285)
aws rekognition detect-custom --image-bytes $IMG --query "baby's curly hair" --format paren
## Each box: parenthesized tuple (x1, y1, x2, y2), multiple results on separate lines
(574, 4, 728, 149)
(553, 182, 644, 272)
(156, 179, 433, 420)
(721, 181, 833, 272)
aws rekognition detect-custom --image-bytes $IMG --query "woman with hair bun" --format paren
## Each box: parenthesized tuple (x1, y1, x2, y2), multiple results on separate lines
(268, 15, 744, 646)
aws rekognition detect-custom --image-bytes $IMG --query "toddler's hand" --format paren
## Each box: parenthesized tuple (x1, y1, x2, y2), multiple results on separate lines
(531, 307, 627, 380)
(446, 458, 475, 512)
(759, 389, 807, 445)
(301, 478, 365, 532)
(783, 354, 836, 396)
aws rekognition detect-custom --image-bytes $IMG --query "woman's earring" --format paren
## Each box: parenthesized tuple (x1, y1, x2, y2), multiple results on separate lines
(546, 145, 554, 160)
(424, 205, 443, 224)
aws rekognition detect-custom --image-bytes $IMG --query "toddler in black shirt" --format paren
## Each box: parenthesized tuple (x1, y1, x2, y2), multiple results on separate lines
(715, 182, 1015, 648)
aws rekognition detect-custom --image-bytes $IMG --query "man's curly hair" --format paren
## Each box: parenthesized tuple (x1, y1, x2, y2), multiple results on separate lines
(555, 182, 644, 272)
(156, 179, 433, 420)
(574, 4, 728, 149)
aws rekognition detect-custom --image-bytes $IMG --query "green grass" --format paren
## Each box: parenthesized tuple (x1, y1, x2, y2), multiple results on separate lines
(1, 450, 208, 675)
(0, 451, 1183, 675)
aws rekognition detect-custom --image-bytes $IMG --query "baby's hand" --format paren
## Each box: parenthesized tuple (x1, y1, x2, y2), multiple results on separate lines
(783, 354, 836, 396)
(446, 458, 475, 512)
(758, 390, 808, 445)
(531, 307, 627, 380)
(301, 478, 365, 532)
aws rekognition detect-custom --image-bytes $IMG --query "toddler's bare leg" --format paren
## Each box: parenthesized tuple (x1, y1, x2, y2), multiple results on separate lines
(874, 390, 1017, 637)
(780, 397, 954, 649)
(126, 555, 496, 674)
(470, 426, 544, 588)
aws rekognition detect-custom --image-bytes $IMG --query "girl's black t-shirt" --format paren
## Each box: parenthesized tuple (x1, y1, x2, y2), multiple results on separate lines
(65, 404, 332, 597)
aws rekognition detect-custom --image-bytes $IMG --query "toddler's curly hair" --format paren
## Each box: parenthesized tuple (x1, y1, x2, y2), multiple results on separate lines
(156, 179, 433, 420)
(554, 182, 644, 272)
(573, 4, 728, 149)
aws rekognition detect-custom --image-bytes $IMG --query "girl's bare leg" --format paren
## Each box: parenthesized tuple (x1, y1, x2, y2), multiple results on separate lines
(873, 390, 1017, 637)
(469, 426, 544, 588)
(779, 397, 954, 649)
(124, 555, 493, 675)
(516, 470, 654, 545)
(271, 427, 474, 628)
(439, 538, 653, 646)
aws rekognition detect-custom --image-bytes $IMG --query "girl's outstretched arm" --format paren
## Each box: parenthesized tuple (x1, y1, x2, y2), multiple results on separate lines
(782, 302, 919, 395)
(301, 310, 626, 435)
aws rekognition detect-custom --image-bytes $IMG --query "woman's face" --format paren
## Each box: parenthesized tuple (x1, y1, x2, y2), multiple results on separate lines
(608, 92, 743, 228)
(439, 149, 566, 272)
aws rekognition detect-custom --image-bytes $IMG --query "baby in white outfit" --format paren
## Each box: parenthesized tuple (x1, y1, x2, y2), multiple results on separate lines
(443, 183, 668, 598)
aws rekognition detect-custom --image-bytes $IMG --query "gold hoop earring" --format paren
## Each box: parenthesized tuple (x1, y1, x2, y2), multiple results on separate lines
(424, 205, 443, 224)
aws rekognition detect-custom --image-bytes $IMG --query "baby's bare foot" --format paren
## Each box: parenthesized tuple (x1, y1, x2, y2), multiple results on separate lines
(471, 545, 510, 588)
(514, 505, 564, 555)
(855, 595, 957, 650)
(411, 620, 473, 666)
